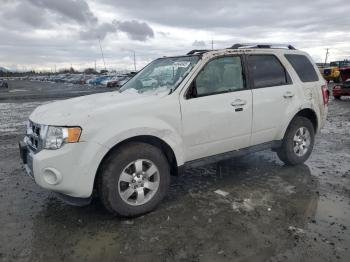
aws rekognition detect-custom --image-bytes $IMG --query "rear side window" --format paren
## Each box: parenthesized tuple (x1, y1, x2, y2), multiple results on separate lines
(247, 55, 291, 88)
(285, 54, 319, 82)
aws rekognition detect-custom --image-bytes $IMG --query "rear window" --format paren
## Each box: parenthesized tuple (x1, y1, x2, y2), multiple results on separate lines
(285, 54, 319, 82)
(247, 55, 291, 88)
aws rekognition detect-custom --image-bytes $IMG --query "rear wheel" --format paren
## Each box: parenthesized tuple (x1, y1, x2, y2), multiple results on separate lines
(277, 117, 315, 166)
(98, 142, 170, 217)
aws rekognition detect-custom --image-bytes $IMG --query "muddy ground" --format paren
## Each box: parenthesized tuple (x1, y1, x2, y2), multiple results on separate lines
(0, 81, 349, 262)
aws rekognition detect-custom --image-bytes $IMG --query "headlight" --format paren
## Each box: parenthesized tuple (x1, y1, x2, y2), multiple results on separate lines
(43, 126, 82, 150)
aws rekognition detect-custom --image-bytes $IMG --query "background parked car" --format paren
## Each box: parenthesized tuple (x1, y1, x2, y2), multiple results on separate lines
(0, 79, 8, 88)
(88, 75, 110, 86)
(333, 79, 350, 99)
(106, 75, 131, 88)
(100, 76, 114, 87)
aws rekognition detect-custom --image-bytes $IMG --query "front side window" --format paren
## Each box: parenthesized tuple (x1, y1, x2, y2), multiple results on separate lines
(285, 54, 319, 82)
(247, 55, 291, 88)
(194, 56, 245, 97)
(120, 56, 199, 94)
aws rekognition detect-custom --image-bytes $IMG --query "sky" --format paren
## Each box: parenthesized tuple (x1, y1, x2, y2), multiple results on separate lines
(0, 0, 349, 72)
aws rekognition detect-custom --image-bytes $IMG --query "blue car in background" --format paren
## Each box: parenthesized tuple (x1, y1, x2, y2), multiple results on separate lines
(88, 76, 110, 86)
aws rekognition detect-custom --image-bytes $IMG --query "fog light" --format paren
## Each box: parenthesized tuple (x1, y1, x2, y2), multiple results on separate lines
(43, 168, 62, 185)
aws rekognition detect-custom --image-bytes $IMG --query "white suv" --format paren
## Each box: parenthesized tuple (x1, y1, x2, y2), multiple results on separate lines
(19, 44, 329, 216)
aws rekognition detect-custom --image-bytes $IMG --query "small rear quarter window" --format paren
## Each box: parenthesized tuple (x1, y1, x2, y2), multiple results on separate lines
(285, 54, 319, 82)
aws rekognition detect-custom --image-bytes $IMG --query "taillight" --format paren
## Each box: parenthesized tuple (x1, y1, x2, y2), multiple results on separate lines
(321, 85, 329, 105)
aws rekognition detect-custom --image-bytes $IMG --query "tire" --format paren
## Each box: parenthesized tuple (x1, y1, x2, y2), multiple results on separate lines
(98, 142, 170, 217)
(334, 96, 341, 100)
(277, 117, 315, 166)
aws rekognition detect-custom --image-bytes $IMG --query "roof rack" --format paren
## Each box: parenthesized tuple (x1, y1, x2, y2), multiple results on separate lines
(186, 49, 210, 55)
(230, 43, 296, 50)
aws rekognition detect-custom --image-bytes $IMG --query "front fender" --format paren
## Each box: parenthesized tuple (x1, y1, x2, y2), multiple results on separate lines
(90, 117, 185, 166)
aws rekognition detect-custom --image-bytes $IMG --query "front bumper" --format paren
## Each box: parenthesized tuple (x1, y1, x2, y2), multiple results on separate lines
(18, 137, 109, 199)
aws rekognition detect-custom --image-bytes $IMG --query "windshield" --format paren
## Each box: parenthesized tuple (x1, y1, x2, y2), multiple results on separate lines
(119, 56, 199, 94)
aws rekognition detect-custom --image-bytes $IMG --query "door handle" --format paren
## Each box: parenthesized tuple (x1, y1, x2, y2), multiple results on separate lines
(283, 91, 294, 98)
(231, 99, 247, 107)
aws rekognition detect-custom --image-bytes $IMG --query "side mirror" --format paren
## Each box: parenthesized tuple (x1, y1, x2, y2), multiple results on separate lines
(186, 80, 197, 99)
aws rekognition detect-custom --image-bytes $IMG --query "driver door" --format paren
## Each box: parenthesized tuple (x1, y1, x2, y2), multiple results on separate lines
(180, 56, 253, 162)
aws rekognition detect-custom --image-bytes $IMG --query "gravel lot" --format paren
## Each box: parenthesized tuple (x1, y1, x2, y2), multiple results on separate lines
(0, 80, 349, 262)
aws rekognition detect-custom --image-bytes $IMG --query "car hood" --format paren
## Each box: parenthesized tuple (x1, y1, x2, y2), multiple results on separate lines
(30, 90, 166, 126)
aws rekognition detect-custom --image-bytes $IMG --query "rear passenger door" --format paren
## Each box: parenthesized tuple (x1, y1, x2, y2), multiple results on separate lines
(247, 54, 298, 145)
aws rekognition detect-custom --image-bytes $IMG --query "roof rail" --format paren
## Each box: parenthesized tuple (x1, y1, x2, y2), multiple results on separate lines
(230, 43, 296, 50)
(186, 49, 210, 55)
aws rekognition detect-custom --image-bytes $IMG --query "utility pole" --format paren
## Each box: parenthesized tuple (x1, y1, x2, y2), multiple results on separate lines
(324, 48, 329, 66)
(211, 39, 214, 50)
(98, 38, 107, 71)
(133, 51, 136, 71)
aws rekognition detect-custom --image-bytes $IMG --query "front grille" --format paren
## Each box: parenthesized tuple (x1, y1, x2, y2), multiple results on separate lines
(324, 69, 331, 76)
(25, 121, 43, 153)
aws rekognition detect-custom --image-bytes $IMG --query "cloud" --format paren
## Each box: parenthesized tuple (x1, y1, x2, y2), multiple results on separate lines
(192, 40, 206, 47)
(0, 0, 350, 70)
(100, 0, 350, 33)
(80, 22, 117, 40)
(114, 20, 154, 41)
(28, 0, 98, 25)
(79, 20, 154, 41)
(0, 1, 155, 42)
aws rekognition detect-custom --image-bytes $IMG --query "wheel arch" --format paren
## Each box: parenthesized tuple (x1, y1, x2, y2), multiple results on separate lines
(294, 108, 318, 133)
(282, 108, 318, 139)
(94, 135, 180, 193)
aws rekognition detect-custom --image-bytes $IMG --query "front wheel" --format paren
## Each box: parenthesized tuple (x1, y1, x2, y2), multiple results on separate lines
(98, 142, 170, 217)
(334, 96, 341, 100)
(277, 117, 315, 166)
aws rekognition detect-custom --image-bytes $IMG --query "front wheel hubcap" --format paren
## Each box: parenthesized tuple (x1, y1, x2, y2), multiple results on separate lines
(293, 127, 311, 157)
(118, 159, 160, 206)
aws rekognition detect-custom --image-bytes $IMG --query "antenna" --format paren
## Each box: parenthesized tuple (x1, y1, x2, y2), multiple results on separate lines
(98, 38, 107, 71)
